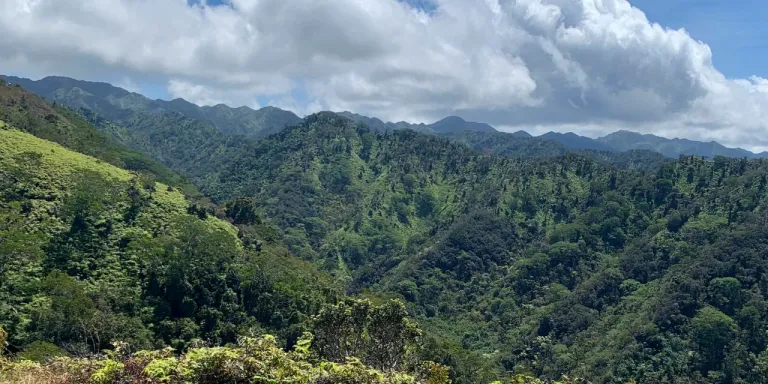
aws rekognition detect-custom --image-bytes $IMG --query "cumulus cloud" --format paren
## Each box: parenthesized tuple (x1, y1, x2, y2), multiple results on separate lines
(0, 0, 767, 149)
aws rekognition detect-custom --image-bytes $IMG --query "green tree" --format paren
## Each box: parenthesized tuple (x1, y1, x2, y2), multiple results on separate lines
(691, 307, 739, 374)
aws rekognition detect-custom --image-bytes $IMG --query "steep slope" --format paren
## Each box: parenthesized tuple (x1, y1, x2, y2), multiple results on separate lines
(0, 120, 337, 362)
(599, 130, 768, 159)
(179, 114, 768, 383)
(1, 75, 302, 139)
(0, 82, 199, 196)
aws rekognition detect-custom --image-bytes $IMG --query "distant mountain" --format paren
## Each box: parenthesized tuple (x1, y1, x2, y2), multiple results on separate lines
(443, 130, 669, 171)
(511, 130, 533, 138)
(7, 75, 765, 161)
(539, 131, 615, 151)
(338, 111, 495, 134)
(336, 111, 431, 133)
(598, 130, 768, 159)
(0, 75, 301, 139)
(429, 116, 496, 134)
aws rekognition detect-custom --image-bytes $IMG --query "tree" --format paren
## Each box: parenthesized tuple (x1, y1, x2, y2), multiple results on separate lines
(312, 299, 421, 371)
(691, 307, 739, 374)
(225, 196, 261, 225)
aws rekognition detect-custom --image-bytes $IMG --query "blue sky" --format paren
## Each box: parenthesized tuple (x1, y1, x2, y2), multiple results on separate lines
(633, 0, 767, 79)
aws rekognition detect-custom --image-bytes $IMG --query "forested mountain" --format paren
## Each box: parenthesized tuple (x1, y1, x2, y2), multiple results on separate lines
(0, 75, 302, 139)
(7, 75, 768, 162)
(337, 112, 496, 134)
(0, 84, 455, 383)
(0, 81, 199, 197)
(442, 131, 670, 171)
(538, 131, 615, 152)
(5, 80, 768, 384)
(598, 130, 768, 159)
(181, 113, 768, 383)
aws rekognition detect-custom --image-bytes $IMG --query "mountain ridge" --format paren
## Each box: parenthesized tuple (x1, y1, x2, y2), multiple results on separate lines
(5, 74, 767, 160)
(597, 129, 768, 159)
(1, 75, 303, 139)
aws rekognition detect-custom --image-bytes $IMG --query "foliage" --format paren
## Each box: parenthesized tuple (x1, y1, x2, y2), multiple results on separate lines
(312, 299, 421, 371)
(0, 334, 450, 384)
(0, 84, 199, 197)
(0, 125, 337, 358)
(8, 81, 768, 384)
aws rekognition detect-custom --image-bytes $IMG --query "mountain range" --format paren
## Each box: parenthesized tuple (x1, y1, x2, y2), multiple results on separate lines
(3, 74, 766, 160)
(5, 75, 768, 383)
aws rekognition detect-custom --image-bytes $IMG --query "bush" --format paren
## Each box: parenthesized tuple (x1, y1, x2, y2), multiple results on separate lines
(0, 334, 451, 384)
(17, 341, 67, 362)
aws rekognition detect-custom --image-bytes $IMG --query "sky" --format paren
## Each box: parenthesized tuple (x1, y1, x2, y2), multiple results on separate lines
(1, 0, 767, 150)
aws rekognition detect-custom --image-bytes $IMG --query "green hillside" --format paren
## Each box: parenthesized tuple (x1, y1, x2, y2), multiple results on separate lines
(5, 81, 768, 383)
(181, 114, 768, 383)
(0, 123, 341, 357)
(0, 106, 456, 383)
(0, 83, 199, 197)
(1, 75, 302, 139)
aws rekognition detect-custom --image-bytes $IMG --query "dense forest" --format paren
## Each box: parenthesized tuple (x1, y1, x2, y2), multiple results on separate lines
(3, 80, 768, 384)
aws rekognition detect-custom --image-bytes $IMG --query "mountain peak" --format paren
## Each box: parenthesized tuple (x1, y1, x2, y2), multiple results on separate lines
(436, 115, 467, 124)
(430, 115, 495, 134)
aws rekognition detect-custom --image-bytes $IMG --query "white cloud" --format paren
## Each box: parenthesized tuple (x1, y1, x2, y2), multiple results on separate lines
(115, 77, 141, 94)
(0, 0, 767, 149)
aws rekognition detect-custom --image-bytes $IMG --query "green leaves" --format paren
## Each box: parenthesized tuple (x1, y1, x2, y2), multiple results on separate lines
(312, 299, 421, 372)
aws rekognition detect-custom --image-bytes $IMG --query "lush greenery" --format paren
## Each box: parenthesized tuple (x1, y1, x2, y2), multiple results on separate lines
(0, 333, 450, 384)
(68, 106, 768, 383)
(0, 123, 343, 354)
(0, 83, 200, 197)
(0, 86, 450, 383)
(441, 131, 670, 171)
(5, 80, 768, 383)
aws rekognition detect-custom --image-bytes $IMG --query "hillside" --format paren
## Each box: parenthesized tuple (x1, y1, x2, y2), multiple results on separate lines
(189, 114, 768, 383)
(0, 82, 199, 196)
(0, 75, 302, 139)
(442, 131, 670, 171)
(0, 93, 458, 384)
(0, 122, 344, 354)
(4, 80, 768, 383)
(127, 111, 768, 382)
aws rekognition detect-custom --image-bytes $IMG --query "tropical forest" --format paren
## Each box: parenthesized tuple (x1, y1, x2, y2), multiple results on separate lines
(0, 72, 768, 384)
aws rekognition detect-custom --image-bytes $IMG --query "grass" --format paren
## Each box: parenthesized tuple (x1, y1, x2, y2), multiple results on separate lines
(0, 128, 133, 182)
(0, 126, 241, 242)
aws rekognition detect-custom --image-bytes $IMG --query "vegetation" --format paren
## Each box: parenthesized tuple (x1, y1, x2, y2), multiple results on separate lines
(442, 131, 670, 171)
(0, 75, 302, 139)
(0, 83, 199, 196)
(0, 333, 450, 384)
(5, 80, 768, 383)
(0, 91, 446, 382)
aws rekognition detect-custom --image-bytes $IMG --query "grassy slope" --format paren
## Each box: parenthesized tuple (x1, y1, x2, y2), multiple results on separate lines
(0, 85, 200, 197)
(0, 122, 236, 239)
(1, 122, 338, 352)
